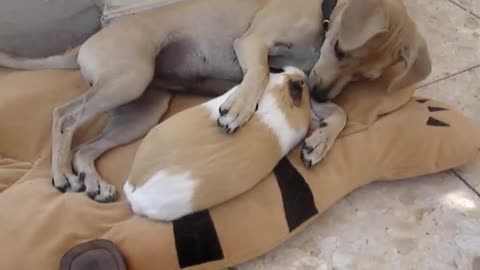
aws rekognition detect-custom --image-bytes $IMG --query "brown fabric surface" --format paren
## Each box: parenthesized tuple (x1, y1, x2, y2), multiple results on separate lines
(0, 69, 478, 270)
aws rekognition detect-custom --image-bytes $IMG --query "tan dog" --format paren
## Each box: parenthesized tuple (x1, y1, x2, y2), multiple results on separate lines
(0, 0, 431, 202)
(124, 67, 311, 221)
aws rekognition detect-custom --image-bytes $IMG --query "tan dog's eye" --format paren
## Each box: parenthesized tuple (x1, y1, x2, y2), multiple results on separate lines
(334, 41, 345, 60)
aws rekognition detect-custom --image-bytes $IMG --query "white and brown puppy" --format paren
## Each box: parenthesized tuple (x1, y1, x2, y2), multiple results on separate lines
(124, 67, 311, 221)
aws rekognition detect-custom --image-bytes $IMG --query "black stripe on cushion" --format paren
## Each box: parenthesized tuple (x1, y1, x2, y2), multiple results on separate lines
(173, 210, 224, 268)
(274, 157, 319, 232)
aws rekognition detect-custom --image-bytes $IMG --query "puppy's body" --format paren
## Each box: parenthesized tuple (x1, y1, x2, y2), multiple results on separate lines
(124, 67, 310, 221)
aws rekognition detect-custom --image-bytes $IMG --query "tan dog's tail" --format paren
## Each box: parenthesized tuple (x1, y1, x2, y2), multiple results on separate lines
(0, 47, 80, 70)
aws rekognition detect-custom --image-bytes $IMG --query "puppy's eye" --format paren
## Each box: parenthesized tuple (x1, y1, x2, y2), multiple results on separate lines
(334, 41, 345, 60)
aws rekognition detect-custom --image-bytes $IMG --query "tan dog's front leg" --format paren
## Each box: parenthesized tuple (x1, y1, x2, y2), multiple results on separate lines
(301, 101, 347, 167)
(217, 36, 270, 133)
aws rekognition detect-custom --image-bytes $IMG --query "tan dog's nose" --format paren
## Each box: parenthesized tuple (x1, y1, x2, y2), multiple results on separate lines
(311, 84, 331, 102)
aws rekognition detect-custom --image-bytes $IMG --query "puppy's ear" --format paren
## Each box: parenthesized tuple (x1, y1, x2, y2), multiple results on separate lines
(338, 0, 388, 51)
(388, 33, 432, 92)
(288, 80, 304, 106)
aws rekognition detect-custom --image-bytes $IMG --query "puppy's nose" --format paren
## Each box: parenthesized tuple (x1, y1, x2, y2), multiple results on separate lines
(311, 85, 331, 103)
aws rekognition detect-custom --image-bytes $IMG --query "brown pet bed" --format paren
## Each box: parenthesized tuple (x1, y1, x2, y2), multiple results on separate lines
(0, 68, 478, 270)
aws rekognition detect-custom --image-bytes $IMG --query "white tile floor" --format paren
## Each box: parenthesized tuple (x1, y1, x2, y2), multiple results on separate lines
(450, 0, 480, 17)
(104, 0, 480, 269)
(238, 173, 480, 270)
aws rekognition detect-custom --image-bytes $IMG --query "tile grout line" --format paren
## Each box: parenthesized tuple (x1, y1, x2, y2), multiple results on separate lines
(416, 0, 480, 89)
(446, 0, 480, 19)
(416, 64, 480, 89)
(470, 10, 480, 19)
(451, 170, 480, 198)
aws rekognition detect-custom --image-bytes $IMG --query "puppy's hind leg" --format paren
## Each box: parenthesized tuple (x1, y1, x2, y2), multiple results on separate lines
(51, 64, 155, 197)
(72, 89, 171, 202)
(301, 101, 347, 167)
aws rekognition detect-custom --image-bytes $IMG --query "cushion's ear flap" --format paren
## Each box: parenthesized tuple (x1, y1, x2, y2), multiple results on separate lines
(338, 0, 389, 51)
(387, 33, 432, 92)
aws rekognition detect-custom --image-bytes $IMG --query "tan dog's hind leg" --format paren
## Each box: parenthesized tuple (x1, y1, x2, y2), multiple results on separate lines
(72, 90, 171, 202)
(51, 64, 154, 201)
(301, 101, 347, 167)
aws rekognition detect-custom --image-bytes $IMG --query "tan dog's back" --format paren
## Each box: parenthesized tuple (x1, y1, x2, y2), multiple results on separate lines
(124, 67, 311, 221)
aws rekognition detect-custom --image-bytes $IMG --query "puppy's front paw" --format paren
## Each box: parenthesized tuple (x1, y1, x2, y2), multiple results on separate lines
(301, 126, 334, 168)
(217, 89, 258, 134)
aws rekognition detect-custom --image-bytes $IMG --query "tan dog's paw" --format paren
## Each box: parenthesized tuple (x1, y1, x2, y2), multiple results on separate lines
(85, 175, 117, 203)
(51, 171, 85, 193)
(301, 124, 334, 167)
(217, 88, 258, 134)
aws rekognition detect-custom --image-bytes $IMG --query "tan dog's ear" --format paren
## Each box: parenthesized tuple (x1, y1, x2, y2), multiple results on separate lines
(338, 0, 388, 51)
(387, 34, 432, 92)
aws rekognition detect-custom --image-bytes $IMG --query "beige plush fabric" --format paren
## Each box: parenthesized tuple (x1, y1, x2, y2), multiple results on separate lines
(0, 68, 478, 270)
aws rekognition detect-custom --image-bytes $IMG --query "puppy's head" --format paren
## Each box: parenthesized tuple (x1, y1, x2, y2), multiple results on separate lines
(308, 0, 432, 102)
(266, 66, 311, 129)
(269, 67, 310, 105)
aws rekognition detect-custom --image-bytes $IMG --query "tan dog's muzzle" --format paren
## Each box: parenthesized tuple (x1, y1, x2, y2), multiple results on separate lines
(310, 83, 332, 103)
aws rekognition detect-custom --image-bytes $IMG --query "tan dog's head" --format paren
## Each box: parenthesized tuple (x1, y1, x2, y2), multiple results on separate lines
(308, 0, 432, 102)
